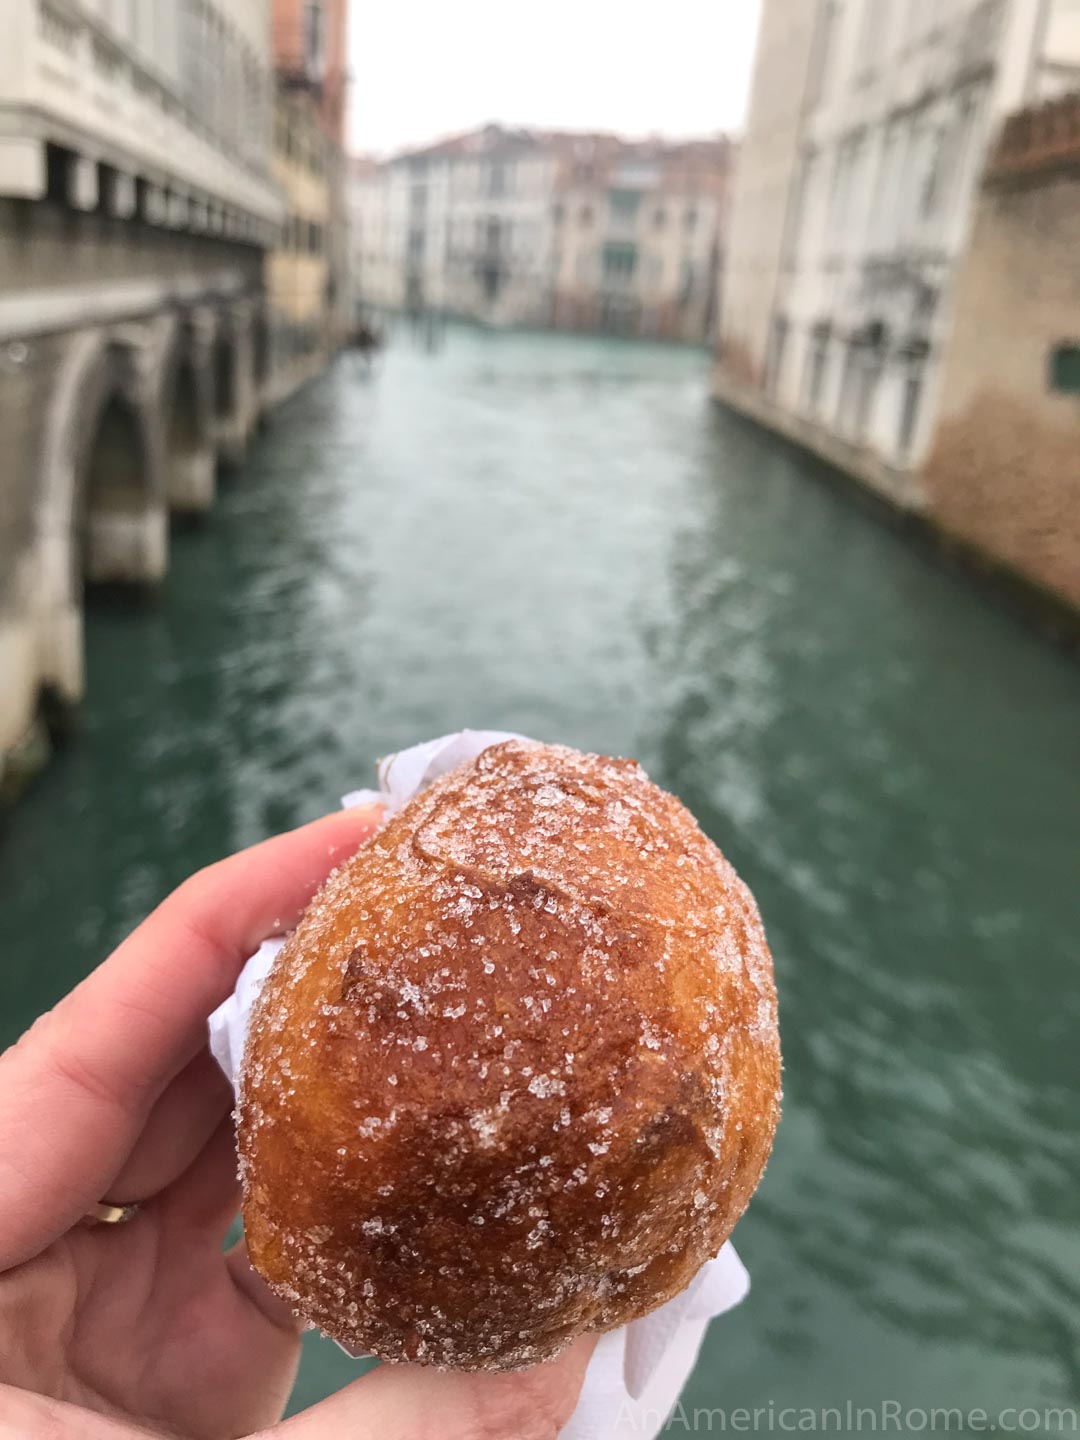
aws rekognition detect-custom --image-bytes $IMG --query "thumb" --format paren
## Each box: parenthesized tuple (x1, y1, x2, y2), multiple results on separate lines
(260, 1334, 597, 1440)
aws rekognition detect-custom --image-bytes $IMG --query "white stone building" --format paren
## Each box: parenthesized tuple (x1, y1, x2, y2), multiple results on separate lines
(0, 1, 284, 795)
(442, 133, 560, 327)
(347, 154, 387, 319)
(551, 135, 731, 341)
(715, 0, 1080, 493)
(348, 125, 733, 342)
(349, 128, 558, 327)
(1, 0, 280, 238)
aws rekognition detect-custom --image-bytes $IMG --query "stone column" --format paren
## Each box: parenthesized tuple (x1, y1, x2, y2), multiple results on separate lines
(214, 298, 257, 466)
(0, 551, 62, 802)
(166, 308, 217, 514)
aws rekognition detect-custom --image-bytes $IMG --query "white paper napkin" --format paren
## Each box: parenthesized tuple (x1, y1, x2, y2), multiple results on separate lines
(208, 731, 751, 1439)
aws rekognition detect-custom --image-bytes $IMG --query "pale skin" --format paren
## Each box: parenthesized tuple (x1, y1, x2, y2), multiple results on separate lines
(0, 808, 594, 1439)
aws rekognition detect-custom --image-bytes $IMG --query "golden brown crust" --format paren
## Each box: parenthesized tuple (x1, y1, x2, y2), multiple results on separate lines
(238, 741, 781, 1371)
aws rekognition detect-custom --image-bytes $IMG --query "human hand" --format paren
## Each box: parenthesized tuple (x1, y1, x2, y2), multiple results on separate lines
(0, 811, 594, 1439)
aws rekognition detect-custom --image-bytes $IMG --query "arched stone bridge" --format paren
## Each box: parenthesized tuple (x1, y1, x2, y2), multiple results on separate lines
(0, 278, 274, 795)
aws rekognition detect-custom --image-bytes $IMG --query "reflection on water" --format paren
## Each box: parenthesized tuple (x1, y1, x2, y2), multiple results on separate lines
(2, 328, 1078, 1417)
(660, 417, 1080, 1415)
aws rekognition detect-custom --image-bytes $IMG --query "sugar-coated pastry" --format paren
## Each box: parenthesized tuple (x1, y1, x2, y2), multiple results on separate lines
(239, 740, 781, 1371)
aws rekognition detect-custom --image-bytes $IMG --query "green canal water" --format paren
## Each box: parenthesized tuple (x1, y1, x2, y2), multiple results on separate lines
(2, 328, 1078, 1427)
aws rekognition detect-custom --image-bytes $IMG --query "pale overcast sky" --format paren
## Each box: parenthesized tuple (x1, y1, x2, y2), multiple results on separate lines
(346, 1, 763, 157)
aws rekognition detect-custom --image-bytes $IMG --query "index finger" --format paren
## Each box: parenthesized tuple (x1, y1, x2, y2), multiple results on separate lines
(264, 1334, 598, 1440)
(0, 806, 382, 1270)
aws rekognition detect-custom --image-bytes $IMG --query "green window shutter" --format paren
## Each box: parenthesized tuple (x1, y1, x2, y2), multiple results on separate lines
(1048, 343, 1080, 394)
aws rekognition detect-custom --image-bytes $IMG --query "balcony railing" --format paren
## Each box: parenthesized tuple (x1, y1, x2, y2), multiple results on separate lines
(15, 0, 279, 222)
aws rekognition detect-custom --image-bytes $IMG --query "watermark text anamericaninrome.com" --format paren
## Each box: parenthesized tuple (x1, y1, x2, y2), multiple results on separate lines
(618, 1401, 1080, 1433)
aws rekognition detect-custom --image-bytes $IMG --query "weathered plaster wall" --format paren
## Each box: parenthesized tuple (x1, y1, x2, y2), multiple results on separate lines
(921, 161, 1080, 609)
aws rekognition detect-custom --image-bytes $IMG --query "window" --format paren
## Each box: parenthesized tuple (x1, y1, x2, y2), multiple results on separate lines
(897, 358, 926, 456)
(825, 139, 858, 256)
(764, 315, 789, 397)
(890, 118, 921, 246)
(552, 202, 565, 225)
(609, 189, 641, 221)
(579, 204, 594, 227)
(920, 121, 951, 218)
(784, 149, 815, 269)
(836, 341, 860, 435)
(1049, 343, 1080, 394)
(855, 349, 883, 441)
(869, 123, 898, 251)
(243, 55, 263, 157)
(923, 91, 980, 233)
(807, 0, 841, 111)
(854, 0, 878, 77)
(845, 135, 869, 249)
(803, 327, 830, 415)
(304, 1, 325, 79)
(602, 242, 637, 279)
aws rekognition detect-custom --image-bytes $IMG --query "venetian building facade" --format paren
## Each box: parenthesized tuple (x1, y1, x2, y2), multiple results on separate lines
(270, 0, 350, 356)
(0, 0, 282, 795)
(714, 0, 1080, 503)
(442, 129, 559, 327)
(347, 154, 387, 321)
(267, 83, 332, 395)
(920, 95, 1080, 611)
(551, 136, 732, 342)
(348, 125, 734, 343)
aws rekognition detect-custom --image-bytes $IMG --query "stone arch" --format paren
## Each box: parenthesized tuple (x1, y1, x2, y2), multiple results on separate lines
(76, 345, 165, 587)
(30, 327, 167, 717)
(79, 389, 160, 583)
(162, 311, 216, 513)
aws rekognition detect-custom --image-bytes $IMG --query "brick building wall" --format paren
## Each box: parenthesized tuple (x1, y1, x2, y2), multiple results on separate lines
(272, 0, 349, 144)
(920, 95, 1080, 611)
